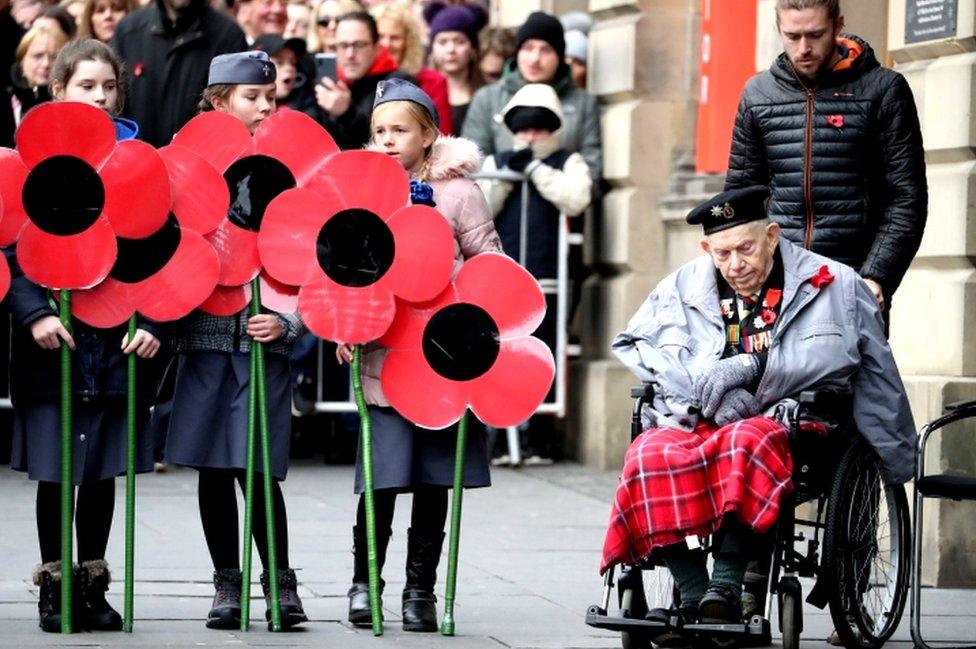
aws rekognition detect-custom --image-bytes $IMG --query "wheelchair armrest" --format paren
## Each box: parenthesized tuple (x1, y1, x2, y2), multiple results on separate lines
(944, 399, 976, 414)
(631, 384, 654, 400)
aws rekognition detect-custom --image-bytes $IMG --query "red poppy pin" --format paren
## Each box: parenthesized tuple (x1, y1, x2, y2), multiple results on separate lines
(810, 265, 835, 289)
(826, 114, 844, 128)
(380, 253, 555, 429)
(764, 288, 782, 309)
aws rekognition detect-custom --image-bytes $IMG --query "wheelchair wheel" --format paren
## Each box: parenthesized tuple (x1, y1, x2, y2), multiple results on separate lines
(822, 438, 910, 649)
(779, 590, 801, 649)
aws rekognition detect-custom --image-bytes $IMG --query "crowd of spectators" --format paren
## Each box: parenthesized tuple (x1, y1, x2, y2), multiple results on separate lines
(0, 0, 603, 464)
(2, 0, 596, 151)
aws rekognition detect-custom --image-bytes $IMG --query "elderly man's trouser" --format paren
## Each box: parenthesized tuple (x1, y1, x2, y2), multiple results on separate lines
(658, 516, 754, 605)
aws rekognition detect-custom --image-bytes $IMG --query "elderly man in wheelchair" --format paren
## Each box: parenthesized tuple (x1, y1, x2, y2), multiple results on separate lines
(592, 186, 916, 649)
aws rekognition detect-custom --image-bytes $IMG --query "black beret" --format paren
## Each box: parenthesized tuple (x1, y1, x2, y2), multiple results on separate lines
(252, 33, 307, 61)
(686, 186, 771, 235)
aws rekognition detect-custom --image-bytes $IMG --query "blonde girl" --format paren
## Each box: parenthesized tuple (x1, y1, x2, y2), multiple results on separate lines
(337, 78, 501, 632)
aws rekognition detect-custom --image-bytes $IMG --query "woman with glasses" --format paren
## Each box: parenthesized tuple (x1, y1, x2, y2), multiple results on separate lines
(306, 0, 363, 53)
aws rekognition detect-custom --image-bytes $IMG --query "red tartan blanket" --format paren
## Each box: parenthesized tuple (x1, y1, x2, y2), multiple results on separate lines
(600, 416, 793, 574)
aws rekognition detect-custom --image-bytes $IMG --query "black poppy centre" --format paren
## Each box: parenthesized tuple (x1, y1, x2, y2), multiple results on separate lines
(110, 213, 181, 283)
(316, 208, 395, 288)
(22, 155, 105, 236)
(224, 155, 296, 231)
(422, 303, 500, 382)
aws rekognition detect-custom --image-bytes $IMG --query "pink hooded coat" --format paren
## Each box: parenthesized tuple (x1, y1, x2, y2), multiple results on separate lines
(362, 135, 503, 406)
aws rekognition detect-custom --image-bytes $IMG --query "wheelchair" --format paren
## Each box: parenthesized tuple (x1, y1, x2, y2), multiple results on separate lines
(585, 385, 911, 649)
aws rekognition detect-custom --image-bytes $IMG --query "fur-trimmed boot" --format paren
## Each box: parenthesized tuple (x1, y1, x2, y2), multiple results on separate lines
(348, 525, 392, 628)
(402, 528, 445, 632)
(34, 561, 70, 633)
(77, 559, 123, 631)
(206, 568, 242, 629)
(260, 568, 308, 630)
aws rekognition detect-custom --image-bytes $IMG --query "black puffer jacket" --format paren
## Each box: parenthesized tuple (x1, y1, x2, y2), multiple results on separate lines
(725, 35, 927, 298)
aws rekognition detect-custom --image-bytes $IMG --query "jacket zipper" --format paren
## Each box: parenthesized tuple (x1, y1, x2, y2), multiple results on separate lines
(789, 64, 818, 250)
(802, 88, 816, 249)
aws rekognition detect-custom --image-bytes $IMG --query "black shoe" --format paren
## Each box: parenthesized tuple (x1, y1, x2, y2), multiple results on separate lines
(348, 525, 391, 628)
(402, 528, 444, 632)
(347, 582, 377, 628)
(205, 568, 242, 629)
(77, 560, 122, 631)
(34, 561, 67, 633)
(261, 568, 308, 630)
(699, 585, 742, 624)
(646, 603, 698, 648)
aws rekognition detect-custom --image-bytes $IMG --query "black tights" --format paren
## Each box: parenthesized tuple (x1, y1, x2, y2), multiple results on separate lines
(356, 486, 449, 535)
(197, 469, 289, 571)
(36, 479, 116, 564)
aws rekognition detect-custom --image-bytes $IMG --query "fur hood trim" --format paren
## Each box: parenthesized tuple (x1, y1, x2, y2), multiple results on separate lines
(366, 135, 484, 182)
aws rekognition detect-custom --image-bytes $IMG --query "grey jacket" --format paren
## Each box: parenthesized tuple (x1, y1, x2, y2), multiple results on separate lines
(461, 60, 602, 183)
(612, 239, 916, 485)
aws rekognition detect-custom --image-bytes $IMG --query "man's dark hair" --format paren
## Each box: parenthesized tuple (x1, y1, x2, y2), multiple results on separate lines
(336, 10, 378, 44)
(775, 0, 841, 22)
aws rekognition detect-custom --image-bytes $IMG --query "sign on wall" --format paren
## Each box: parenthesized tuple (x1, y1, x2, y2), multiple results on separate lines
(906, 0, 958, 44)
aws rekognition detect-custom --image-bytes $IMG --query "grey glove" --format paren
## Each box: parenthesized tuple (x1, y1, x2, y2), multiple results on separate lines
(712, 388, 762, 427)
(693, 355, 761, 419)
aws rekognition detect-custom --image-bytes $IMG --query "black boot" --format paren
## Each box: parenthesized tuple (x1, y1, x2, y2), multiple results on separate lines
(402, 528, 445, 632)
(261, 568, 308, 630)
(205, 568, 242, 629)
(34, 561, 67, 633)
(77, 559, 122, 631)
(348, 525, 391, 628)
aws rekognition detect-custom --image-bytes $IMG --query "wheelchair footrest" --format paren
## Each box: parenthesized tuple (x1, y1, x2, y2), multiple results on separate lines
(585, 606, 770, 641)
(585, 606, 667, 633)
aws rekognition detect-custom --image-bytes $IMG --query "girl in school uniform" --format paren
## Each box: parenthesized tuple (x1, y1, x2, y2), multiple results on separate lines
(160, 51, 306, 631)
(338, 78, 501, 632)
(9, 38, 160, 633)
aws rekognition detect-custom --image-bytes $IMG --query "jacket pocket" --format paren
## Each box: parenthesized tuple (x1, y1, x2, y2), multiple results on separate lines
(797, 322, 844, 340)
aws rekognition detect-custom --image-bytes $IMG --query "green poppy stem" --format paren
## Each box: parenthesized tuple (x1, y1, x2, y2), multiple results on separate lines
(59, 289, 73, 634)
(351, 344, 383, 636)
(251, 279, 282, 632)
(440, 410, 468, 636)
(123, 315, 137, 633)
(240, 344, 257, 631)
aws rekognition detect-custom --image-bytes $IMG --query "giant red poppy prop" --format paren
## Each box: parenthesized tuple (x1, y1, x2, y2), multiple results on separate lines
(170, 110, 340, 309)
(0, 102, 171, 289)
(69, 124, 230, 327)
(258, 150, 455, 343)
(380, 253, 555, 429)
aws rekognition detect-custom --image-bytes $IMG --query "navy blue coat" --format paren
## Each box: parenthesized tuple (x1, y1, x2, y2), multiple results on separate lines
(5, 249, 162, 403)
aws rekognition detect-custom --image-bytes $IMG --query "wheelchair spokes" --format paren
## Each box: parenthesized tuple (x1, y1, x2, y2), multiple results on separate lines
(824, 440, 910, 649)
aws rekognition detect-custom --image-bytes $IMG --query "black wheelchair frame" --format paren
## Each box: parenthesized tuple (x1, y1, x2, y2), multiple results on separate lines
(585, 385, 911, 649)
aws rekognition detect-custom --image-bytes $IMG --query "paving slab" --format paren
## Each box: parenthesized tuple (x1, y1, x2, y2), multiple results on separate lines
(0, 460, 972, 647)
